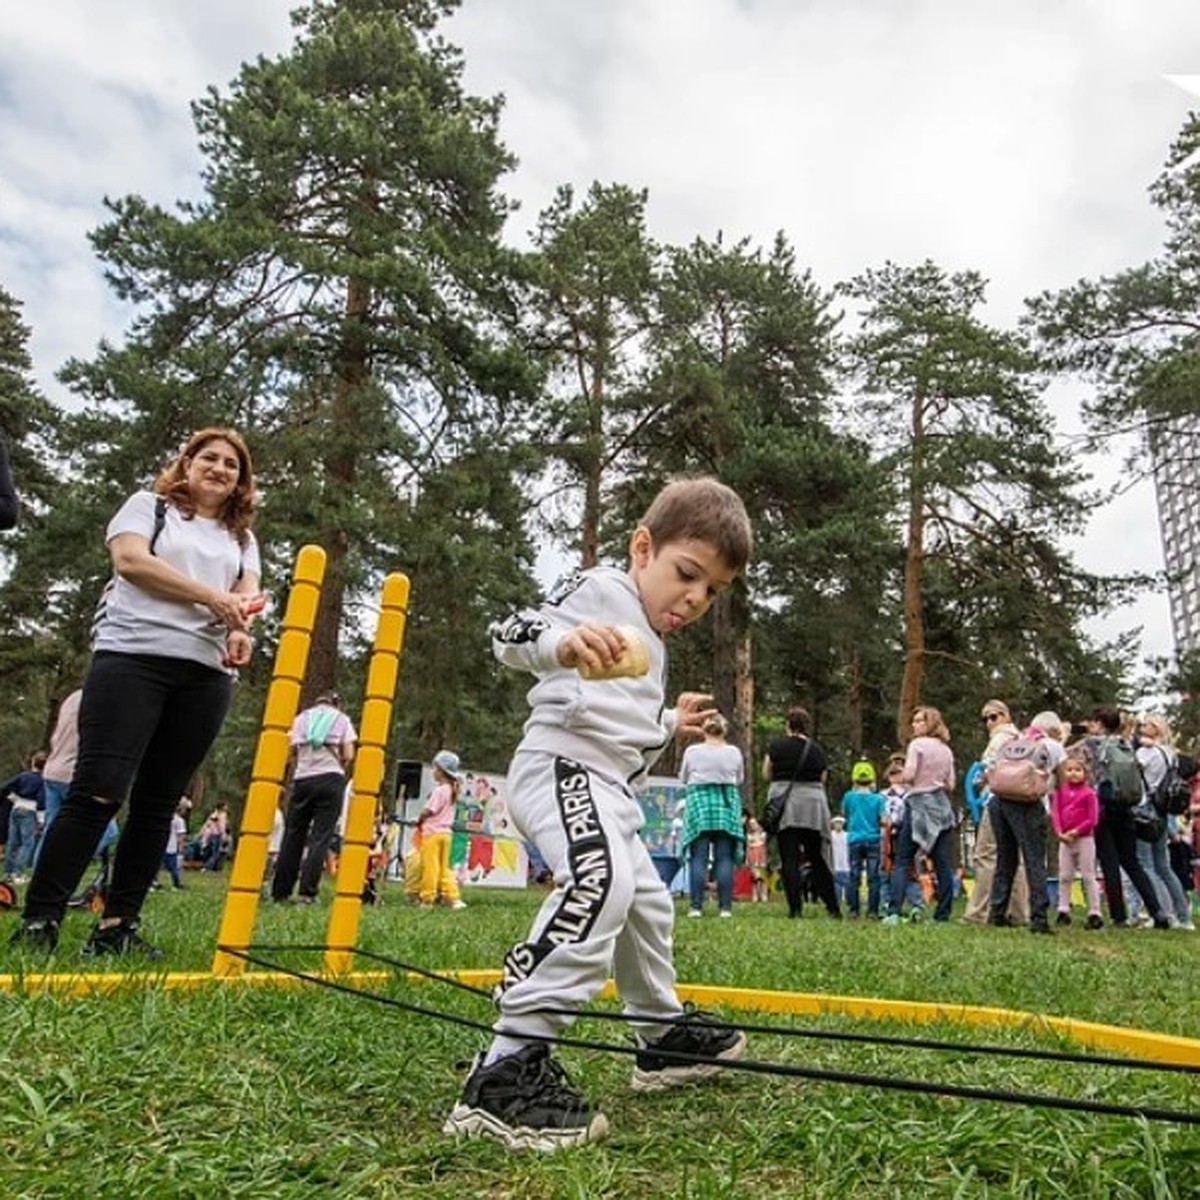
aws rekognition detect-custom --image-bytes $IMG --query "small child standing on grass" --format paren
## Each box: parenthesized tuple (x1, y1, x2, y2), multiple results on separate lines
(443, 477, 753, 1151)
(744, 814, 769, 902)
(1051, 749, 1103, 929)
(416, 751, 466, 910)
(841, 761, 888, 918)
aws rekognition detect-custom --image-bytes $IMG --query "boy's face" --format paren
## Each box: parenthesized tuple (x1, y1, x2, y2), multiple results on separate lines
(628, 528, 738, 635)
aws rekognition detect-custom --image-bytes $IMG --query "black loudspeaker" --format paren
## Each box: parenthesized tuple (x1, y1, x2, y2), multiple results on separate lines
(394, 759, 424, 805)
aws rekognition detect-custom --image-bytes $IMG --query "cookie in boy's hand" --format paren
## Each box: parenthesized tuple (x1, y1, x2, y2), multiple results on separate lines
(579, 625, 650, 680)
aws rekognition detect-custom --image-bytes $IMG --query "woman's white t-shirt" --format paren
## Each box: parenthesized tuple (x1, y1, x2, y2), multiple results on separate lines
(95, 491, 261, 671)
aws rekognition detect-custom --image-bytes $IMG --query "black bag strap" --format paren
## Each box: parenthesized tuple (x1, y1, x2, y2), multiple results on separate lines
(149, 495, 168, 555)
(780, 736, 812, 798)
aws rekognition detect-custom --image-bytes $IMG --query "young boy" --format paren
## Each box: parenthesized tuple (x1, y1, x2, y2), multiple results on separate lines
(840, 761, 888, 918)
(443, 477, 753, 1151)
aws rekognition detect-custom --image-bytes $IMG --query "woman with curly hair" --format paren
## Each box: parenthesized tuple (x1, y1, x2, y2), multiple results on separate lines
(13, 428, 262, 957)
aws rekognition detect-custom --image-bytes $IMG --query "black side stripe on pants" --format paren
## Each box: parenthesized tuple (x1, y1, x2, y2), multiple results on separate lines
(499, 757, 614, 992)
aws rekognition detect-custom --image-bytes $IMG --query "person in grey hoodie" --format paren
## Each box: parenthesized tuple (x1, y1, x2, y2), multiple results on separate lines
(444, 477, 752, 1152)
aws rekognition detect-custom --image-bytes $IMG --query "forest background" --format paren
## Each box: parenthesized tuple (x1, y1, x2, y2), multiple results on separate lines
(4, 0, 1200, 819)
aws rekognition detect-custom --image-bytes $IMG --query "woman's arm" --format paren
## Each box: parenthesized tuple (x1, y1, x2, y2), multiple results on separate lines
(110, 532, 253, 630)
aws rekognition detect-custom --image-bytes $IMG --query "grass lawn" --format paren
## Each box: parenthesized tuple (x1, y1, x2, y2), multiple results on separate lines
(1, 872, 1198, 1198)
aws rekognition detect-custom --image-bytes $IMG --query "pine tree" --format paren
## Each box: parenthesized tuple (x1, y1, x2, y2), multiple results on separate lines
(45, 0, 538, 784)
(842, 261, 1125, 742)
(0, 284, 74, 759)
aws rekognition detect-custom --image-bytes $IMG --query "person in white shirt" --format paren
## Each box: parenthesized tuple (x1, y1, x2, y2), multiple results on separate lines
(14, 428, 261, 957)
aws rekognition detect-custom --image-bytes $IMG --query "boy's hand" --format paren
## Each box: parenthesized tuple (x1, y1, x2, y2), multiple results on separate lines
(558, 622, 648, 679)
(674, 691, 717, 740)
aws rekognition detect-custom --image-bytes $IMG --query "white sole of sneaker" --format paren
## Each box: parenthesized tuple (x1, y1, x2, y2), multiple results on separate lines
(629, 1030, 748, 1093)
(442, 1104, 609, 1151)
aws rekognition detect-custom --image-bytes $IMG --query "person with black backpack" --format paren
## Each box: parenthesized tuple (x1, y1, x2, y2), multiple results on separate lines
(1083, 706, 1171, 930)
(1134, 714, 1194, 930)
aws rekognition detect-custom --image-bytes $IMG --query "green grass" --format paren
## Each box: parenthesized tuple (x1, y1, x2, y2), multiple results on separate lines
(1, 875, 1198, 1198)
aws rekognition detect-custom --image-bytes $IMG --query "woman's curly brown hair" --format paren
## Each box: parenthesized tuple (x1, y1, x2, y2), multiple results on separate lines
(153, 427, 256, 544)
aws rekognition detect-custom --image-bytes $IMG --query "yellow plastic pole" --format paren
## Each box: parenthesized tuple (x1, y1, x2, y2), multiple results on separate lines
(324, 573, 411, 975)
(212, 545, 327, 977)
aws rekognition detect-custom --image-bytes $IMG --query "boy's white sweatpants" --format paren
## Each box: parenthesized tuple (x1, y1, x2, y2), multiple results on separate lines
(492, 751, 684, 1048)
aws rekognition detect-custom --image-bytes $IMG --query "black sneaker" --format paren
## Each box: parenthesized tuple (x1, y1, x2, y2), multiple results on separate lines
(1085, 914, 1104, 930)
(82, 918, 164, 960)
(443, 1044, 608, 1151)
(1055, 912, 1071, 927)
(10, 918, 59, 952)
(631, 1010, 747, 1092)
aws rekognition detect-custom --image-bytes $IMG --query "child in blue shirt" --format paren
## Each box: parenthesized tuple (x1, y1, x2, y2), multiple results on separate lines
(841, 761, 888, 918)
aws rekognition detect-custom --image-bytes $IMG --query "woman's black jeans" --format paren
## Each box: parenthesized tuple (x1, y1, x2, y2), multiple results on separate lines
(24, 651, 232, 924)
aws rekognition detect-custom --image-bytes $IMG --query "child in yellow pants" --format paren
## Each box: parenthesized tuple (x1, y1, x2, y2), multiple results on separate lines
(416, 751, 465, 909)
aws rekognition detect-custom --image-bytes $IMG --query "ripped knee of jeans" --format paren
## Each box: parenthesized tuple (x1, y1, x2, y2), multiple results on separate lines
(89, 794, 121, 809)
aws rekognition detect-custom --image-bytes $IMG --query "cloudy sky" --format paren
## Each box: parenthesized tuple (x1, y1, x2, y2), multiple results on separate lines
(3, 0, 1199, 669)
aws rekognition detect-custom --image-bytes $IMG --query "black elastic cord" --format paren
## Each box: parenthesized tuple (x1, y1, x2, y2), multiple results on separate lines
(250, 941, 1200, 1076)
(220, 944, 1200, 1126)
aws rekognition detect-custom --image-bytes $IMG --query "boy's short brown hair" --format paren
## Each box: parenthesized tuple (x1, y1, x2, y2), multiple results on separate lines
(639, 477, 752, 571)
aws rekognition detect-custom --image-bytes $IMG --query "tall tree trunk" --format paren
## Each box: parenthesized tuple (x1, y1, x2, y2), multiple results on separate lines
(734, 625, 754, 808)
(848, 646, 863, 754)
(308, 273, 369, 700)
(897, 390, 926, 743)
(713, 582, 754, 806)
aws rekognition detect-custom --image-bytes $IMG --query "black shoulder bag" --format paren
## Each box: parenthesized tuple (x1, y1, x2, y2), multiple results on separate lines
(761, 737, 812, 837)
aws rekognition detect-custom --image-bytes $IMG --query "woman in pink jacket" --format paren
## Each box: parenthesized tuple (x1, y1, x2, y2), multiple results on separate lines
(884, 706, 956, 924)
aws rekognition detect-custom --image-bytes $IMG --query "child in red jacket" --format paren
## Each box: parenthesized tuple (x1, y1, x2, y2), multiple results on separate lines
(1051, 750, 1103, 929)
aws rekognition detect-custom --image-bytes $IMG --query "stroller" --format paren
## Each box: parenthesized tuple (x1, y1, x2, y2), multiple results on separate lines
(0, 858, 109, 915)
(68, 847, 111, 914)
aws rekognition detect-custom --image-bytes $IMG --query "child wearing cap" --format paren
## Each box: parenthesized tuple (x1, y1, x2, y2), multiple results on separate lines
(415, 750, 466, 910)
(443, 476, 753, 1151)
(840, 761, 889, 918)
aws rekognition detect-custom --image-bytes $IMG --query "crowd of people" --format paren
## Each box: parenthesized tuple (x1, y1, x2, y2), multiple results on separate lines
(819, 699, 1199, 933)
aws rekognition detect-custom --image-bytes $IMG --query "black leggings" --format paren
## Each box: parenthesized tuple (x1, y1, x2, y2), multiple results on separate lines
(24, 652, 232, 923)
(777, 826, 840, 918)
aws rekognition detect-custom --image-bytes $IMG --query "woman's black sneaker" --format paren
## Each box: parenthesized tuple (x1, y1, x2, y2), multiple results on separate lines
(630, 1009, 747, 1092)
(1085, 914, 1104, 930)
(443, 1044, 608, 1151)
(82, 918, 164, 960)
(10, 918, 59, 952)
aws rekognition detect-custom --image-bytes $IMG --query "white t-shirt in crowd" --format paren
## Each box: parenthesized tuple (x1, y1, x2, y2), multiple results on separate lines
(166, 813, 187, 855)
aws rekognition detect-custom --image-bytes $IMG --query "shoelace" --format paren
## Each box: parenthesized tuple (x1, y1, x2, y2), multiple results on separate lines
(516, 1052, 585, 1106)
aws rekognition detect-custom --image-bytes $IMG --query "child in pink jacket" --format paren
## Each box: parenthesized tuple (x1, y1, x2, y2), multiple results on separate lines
(1051, 750, 1102, 929)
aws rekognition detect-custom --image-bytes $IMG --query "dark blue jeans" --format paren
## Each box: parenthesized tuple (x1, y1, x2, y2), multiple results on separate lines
(848, 838, 882, 916)
(988, 797, 1050, 928)
(24, 652, 232, 923)
(688, 831, 737, 912)
(889, 815, 955, 921)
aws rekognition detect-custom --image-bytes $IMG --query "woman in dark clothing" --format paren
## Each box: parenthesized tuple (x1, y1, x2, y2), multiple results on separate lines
(763, 706, 840, 919)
